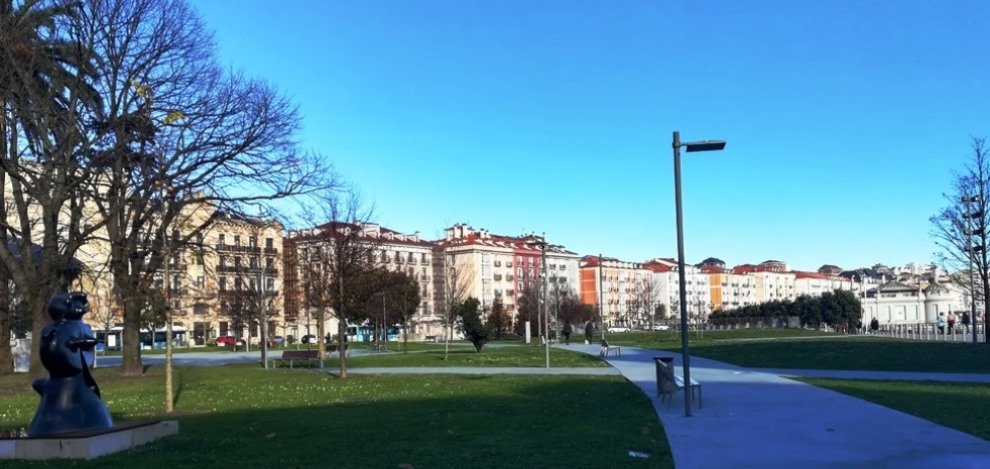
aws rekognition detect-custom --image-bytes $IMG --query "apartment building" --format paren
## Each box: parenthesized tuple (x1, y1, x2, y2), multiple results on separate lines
(700, 264, 757, 311)
(579, 255, 653, 327)
(643, 258, 712, 321)
(282, 222, 441, 341)
(440, 224, 580, 325)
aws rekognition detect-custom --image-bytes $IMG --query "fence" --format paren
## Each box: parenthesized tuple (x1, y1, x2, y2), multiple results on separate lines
(869, 322, 987, 343)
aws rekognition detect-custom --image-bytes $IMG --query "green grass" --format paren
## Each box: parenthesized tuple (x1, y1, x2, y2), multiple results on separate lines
(0, 365, 670, 468)
(799, 378, 990, 440)
(604, 328, 839, 348)
(326, 343, 607, 368)
(685, 337, 990, 373)
(608, 329, 990, 373)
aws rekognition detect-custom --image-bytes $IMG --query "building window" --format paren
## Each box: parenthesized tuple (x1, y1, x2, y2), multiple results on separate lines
(219, 277, 227, 291)
(249, 236, 257, 248)
(266, 257, 274, 268)
(250, 256, 259, 269)
(234, 235, 241, 246)
(266, 277, 275, 291)
(219, 321, 229, 336)
(266, 238, 273, 249)
(218, 234, 226, 245)
(196, 276, 205, 287)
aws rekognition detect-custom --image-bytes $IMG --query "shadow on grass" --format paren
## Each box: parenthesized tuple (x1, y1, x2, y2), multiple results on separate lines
(0, 371, 670, 468)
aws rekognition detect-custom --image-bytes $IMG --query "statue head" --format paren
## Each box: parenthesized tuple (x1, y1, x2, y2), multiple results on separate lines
(47, 292, 89, 322)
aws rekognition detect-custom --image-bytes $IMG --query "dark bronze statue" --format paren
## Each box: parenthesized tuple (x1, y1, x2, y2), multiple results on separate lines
(27, 292, 113, 437)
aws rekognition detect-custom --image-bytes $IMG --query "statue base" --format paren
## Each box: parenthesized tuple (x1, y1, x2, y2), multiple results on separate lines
(0, 421, 178, 460)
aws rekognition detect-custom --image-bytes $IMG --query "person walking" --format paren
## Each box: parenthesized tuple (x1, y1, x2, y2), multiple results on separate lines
(869, 317, 879, 334)
(937, 312, 946, 335)
(962, 312, 971, 333)
(584, 320, 594, 345)
(562, 322, 573, 345)
(948, 313, 957, 335)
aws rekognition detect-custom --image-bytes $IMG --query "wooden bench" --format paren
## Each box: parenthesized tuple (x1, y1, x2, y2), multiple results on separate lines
(654, 358, 702, 409)
(326, 345, 352, 359)
(599, 340, 621, 357)
(271, 349, 320, 369)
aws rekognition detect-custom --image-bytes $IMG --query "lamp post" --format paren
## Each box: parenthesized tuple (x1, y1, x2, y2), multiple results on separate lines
(672, 130, 725, 417)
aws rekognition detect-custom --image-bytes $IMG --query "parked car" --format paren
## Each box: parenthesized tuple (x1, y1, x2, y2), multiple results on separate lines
(215, 336, 245, 347)
(267, 336, 285, 347)
(608, 326, 631, 333)
(650, 324, 671, 331)
(300, 334, 318, 344)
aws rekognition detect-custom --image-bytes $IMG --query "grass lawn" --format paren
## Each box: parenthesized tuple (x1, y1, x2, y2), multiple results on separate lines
(0, 365, 670, 468)
(685, 337, 990, 373)
(327, 343, 607, 368)
(799, 378, 990, 440)
(608, 329, 990, 373)
(604, 328, 838, 348)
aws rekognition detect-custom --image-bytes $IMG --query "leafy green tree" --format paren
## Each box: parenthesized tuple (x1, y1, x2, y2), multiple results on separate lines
(0, 0, 105, 379)
(486, 296, 509, 340)
(515, 285, 540, 337)
(378, 270, 420, 353)
(457, 297, 489, 352)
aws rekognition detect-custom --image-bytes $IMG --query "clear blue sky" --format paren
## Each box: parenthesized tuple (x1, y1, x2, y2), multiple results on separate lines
(192, 0, 990, 272)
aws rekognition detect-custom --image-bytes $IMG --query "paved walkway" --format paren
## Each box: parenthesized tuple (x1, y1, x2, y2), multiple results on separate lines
(558, 344, 990, 469)
(341, 367, 619, 376)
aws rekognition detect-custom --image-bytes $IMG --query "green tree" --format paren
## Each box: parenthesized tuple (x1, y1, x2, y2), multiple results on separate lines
(515, 285, 540, 337)
(0, 0, 105, 379)
(458, 297, 489, 352)
(486, 296, 510, 339)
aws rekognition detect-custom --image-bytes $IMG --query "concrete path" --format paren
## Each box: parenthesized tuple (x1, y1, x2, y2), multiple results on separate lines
(557, 344, 990, 469)
(338, 367, 619, 376)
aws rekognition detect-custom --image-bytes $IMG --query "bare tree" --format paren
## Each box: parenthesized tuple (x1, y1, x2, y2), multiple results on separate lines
(931, 137, 990, 343)
(64, 0, 324, 377)
(440, 257, 469, 360)
(634, 276, 662, 330)
(290, 187, 378, 378)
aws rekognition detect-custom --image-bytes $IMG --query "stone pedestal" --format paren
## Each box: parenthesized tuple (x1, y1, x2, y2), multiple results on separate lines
(0, 421, 178, 460)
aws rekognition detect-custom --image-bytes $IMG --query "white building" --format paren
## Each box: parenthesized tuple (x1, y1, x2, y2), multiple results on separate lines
(644, 259, 711, 322)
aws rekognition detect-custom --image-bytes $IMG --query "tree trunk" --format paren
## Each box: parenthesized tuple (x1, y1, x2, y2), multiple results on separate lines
(402, 320, 408, 354)
(27, 291, 50, 381)
(337, 318, 348, 378)
(316, 310, 325, 361)
(121, 293, 143, 376)
(0, 320, 12, 375)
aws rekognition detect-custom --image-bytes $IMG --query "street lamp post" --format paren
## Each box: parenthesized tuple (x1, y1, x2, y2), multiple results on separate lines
(672, 130, 725, 417)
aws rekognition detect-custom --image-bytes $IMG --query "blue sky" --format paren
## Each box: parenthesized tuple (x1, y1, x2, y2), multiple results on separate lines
(192, 0, 990, 272)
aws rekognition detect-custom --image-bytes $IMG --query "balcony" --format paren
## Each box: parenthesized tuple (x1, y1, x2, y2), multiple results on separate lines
(216, 244, 262, 254)
(264, 247, 278, 255)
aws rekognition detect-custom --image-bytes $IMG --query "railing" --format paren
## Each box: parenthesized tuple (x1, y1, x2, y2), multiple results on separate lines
(216, 244, 262, 254)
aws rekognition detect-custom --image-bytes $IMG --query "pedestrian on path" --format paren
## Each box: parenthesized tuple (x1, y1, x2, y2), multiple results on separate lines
(584, 320, 594, 345)
(562, 323, 572, 345)
(869, 317, 879, 334)
(948, 313, 957, 334)
(937, 312, 946, 335)
(962, 312, 971, 332)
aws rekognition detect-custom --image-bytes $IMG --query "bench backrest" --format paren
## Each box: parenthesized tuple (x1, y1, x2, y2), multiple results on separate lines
(655, 360, 678, 393)
(281, 350, 319, 360)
